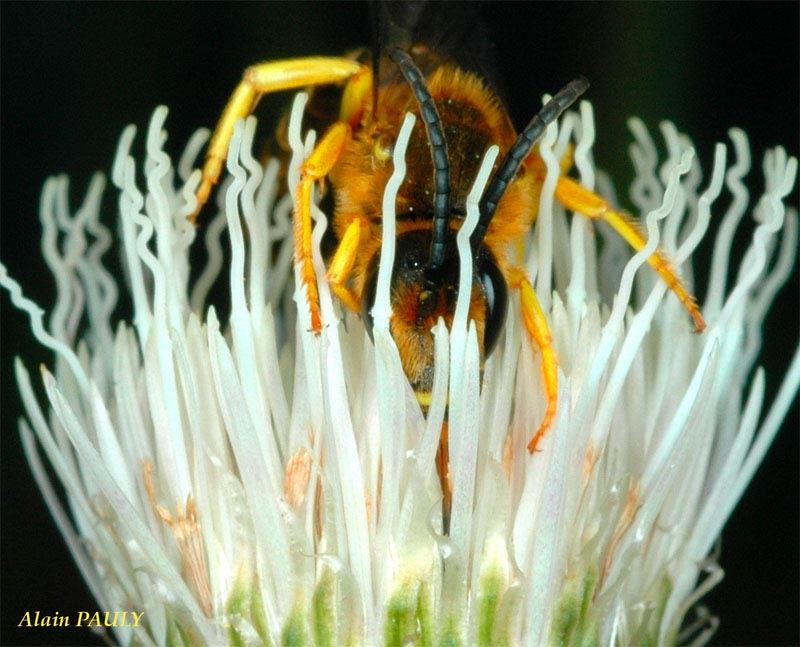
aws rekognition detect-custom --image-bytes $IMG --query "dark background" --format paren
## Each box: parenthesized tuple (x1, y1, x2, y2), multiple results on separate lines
(1, 2, 797, 645)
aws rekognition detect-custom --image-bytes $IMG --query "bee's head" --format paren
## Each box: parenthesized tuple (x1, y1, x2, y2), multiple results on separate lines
(365, 49, 585, 404)
(362, 229, 507, 398)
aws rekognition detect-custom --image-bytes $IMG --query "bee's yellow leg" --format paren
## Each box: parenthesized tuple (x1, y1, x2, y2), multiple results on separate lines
(296, 122, 351, 333)
(326, 218, 363, 313)
(555, 176, 706, 332)
(509, 268, 559, 453)
(339, 65, 373, 126)
(191, 57, 365, 222)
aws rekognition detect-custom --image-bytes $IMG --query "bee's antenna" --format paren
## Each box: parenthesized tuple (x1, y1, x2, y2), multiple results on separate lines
(471, 77, 590, 250)
(389, 48, 451, 270)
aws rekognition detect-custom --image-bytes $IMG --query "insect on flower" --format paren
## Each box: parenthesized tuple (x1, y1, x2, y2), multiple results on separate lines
(3, 5, 798, 643)
(190, 7, 707, 522)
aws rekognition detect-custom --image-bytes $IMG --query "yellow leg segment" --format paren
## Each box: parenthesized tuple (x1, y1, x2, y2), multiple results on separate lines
(190, 57, 365, 222)
(510, 268, 559, 453)
(327, 219, 363, 313)
(555, 176, 706, 332)
(339, 65, 373, 125)
(296, 122, 351, 333)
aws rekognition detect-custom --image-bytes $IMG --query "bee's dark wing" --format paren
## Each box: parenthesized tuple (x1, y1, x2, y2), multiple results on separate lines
(371, 1, 504, 94)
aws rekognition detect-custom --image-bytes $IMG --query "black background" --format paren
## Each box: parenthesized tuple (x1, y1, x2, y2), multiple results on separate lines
(1, 3, 797, 646)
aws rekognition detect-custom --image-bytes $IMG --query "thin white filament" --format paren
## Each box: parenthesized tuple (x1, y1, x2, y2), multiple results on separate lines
(448, 144, 499, 566)
(0, 264, 91, 396)
(178, 128, 210, 183)
(531, 100, 560, 307)
(39, 176, 74, 344)
(145, 106, 182, 329)
(189, 186, 228, 313)
(371, 113, 416, 625)
(226, 118, 284, 493)
(676, 143, 726, 264)
(566, 100, 596, 325)
(723, 344, 800, 541)
(451, 145, 499, 333)
(372, 112, 417, 329)
(78, 173, 117, 359)
(659, 122, 689, 253)
(705, 129, 752, 316)
(587, 149, 693, 451)
(610, 149, 694, 332)
(628, 117, 662, 215)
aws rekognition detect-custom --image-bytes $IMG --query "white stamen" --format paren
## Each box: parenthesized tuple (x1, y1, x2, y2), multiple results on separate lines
(372, 112, 417, 329)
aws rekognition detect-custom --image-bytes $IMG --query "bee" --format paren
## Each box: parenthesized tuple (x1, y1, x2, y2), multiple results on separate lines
(190, 14, 706, 521)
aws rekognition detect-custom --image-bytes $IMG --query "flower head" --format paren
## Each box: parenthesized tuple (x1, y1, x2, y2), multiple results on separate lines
(1, 95, 797, 645)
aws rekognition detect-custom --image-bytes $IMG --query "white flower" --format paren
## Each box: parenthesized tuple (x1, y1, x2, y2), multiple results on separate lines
(1, 95, 797, 646)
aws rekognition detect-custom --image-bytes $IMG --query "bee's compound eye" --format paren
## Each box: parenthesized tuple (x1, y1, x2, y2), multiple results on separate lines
(477, 260, 508, 356)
